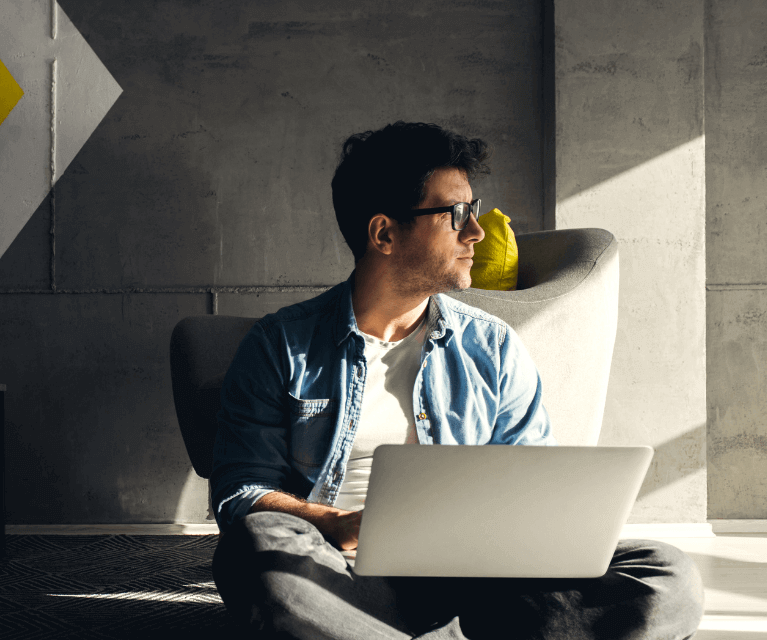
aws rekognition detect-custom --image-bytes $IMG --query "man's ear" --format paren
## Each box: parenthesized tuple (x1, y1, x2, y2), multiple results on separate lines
(367, 214, 396, 256)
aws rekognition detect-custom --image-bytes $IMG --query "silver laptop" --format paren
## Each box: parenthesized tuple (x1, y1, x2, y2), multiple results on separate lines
(352, 444, 653, 578)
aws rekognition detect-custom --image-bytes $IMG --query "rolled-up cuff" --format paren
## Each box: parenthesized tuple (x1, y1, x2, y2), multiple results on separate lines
(217, 484, 278, 532)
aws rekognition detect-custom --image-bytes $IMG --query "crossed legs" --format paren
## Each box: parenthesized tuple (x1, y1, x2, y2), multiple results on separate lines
(213, 512, 705, 640)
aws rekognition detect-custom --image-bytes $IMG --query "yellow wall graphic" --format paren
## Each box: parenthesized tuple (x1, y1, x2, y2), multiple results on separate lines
(0, 58, 23, 127)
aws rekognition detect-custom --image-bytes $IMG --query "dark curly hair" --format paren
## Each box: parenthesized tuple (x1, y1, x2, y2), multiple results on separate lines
(331, 121, 491, 262)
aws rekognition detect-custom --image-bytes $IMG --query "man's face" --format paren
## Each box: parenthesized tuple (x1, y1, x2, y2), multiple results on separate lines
(391, 167, 485, 297)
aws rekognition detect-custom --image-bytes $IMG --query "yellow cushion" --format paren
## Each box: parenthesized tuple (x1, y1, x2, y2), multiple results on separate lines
(470, 208, 518, 291)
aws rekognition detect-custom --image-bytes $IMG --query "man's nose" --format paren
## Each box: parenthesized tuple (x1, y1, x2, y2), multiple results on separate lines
(461, 213, 485, 243)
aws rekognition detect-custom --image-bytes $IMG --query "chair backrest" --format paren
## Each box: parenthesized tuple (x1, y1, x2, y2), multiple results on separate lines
(447, 227, 619, 448)
(170, 228, 618, 479)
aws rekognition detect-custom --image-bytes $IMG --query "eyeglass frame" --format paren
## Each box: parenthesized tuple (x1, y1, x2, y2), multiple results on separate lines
(389, 198, 482, 231)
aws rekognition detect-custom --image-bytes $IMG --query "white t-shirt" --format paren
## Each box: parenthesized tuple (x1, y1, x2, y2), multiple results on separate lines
(333, 315, 427, 512)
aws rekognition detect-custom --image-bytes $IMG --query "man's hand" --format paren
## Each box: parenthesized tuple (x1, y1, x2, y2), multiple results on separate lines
(325, 509, 363, 550)
(249, 492, 363, 549)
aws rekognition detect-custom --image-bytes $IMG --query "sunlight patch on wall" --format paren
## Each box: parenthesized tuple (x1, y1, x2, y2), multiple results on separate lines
(556, 135, 707, 524)
(557, 135, 705, 242)
(174, 469, 215, 523)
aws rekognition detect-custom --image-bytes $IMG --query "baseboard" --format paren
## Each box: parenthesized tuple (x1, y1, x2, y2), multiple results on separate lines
(5, 520, 765, 537)
(622, 520, 767, 537)
(620, 523, 715, 538)
(708, 519, 767, 534)
(5, 524, 220, 535)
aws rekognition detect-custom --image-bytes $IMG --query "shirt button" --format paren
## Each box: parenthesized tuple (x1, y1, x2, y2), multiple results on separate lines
(417, 412, 428, 420)
(356, 366, 362, 378)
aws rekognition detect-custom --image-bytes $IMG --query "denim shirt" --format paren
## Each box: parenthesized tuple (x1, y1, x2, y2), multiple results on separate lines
(211, 273, 557, 532)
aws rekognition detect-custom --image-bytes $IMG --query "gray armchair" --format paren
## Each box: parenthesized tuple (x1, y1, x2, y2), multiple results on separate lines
(170, 228, 619, 480)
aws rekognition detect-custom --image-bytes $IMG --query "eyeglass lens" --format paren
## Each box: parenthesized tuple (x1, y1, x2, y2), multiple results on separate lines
(454, 199, 481, 230)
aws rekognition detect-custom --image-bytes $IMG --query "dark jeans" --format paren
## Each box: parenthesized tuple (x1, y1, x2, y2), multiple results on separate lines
(212, 512, 705, 640)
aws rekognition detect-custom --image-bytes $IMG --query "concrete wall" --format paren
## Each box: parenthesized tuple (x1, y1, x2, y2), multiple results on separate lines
(706, 0, 767, 518)
(6, 0, 762, 527)
(0, 0, 545, 524)
(555, 0, 707, 523)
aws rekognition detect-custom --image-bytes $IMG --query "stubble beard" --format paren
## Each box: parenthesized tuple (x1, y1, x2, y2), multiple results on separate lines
(392, 251, 471, 299)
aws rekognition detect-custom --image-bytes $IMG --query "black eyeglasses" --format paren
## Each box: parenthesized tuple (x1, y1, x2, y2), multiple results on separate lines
(398, 198, 482, 231)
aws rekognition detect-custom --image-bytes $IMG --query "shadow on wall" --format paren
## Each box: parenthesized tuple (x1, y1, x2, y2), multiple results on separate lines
(636, 422, 706, 501)
(3, 0, 548, 525)
(0, 289, 210, 525)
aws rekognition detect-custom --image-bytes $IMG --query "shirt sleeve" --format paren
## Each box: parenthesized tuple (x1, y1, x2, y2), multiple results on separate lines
(493, 325, 557, 446)
(210, 321, 292, 532)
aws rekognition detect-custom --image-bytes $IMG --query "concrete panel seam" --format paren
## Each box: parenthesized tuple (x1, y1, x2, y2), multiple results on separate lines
(50, 58, 56, 187)
(541, 0, 555, 231)
(0, 290, 55, 294)
(49, 188, 56, 292)
(0, 286, 334, 294)
(210, 290, 218, 315)
(51, 0, 57, 40)
(707, 283, 767, 290)
(50, 55, 57, 292)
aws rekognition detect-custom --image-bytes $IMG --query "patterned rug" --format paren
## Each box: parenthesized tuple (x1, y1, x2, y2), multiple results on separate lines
(0, 535, 233, 639)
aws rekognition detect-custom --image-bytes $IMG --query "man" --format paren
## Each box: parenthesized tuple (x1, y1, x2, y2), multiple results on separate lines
(211, 122, 704, 639)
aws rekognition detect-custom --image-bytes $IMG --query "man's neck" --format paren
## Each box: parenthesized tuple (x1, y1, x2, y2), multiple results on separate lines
(351, 262, 429, 343)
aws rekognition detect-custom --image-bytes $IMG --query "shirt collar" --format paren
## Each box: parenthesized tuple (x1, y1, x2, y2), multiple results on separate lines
(333, 272, 361, 347)
(333, 271, 456, 347)
(425, 294, 454, 345)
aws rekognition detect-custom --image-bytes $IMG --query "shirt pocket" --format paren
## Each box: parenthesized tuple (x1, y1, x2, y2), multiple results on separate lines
(287, 394, 337, 468)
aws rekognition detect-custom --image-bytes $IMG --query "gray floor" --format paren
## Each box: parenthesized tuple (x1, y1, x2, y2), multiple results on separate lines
(647, 533, 767, 640)
(0, 535, 230, 639)
(1, 533, 765, 639)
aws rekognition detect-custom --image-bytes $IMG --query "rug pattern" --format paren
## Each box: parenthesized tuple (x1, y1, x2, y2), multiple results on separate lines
(0, 535, 232, 639)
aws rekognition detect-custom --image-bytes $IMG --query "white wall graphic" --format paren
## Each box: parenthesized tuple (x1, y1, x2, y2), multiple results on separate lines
(0, 0, 122, 259)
